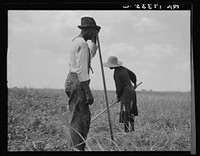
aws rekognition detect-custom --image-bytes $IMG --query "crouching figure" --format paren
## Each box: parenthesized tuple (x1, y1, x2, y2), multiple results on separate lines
(103, 56, 138, 132)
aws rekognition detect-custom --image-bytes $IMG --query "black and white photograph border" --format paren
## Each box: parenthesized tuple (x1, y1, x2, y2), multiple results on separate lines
(3, 1, 196, 154)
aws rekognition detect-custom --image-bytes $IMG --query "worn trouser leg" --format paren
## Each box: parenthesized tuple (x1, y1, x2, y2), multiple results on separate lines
(69, 104, 90, 151)
(121, 110, 130, 132)
(130, 100, 135, 131)
(124, 121, 129, 132)
(122, 101, 133, 132)
(120, 88, 137, 133)
(65, 73, 91, 151)
(130, 117, 135, 131)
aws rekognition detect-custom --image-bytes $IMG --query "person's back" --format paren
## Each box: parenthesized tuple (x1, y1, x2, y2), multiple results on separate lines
(114, 66, 132, 88)
(114, 66, 136, 102)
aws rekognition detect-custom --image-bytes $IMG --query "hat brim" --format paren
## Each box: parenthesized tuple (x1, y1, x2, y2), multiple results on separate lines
(78, 25, 101, 29)
(103, 61, 123, 68)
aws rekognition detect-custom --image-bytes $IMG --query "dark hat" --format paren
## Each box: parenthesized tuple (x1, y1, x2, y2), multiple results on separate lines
(78, 16, 101, 30)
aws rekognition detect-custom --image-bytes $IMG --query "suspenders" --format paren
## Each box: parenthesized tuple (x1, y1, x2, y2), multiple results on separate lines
(88, 50, 94, 74)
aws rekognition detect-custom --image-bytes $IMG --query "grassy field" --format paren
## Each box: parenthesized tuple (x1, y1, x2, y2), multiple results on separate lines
(7, 87, 191, 151)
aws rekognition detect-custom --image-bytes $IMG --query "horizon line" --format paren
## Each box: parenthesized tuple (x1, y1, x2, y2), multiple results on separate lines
(7, 86, 191, 93)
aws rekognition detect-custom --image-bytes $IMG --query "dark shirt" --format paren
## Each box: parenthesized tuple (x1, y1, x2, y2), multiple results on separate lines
(114, 66, 137, 101)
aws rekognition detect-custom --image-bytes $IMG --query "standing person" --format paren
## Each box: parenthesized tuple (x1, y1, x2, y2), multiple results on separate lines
(65, 16, 100, 151)
(103, 56, 138, 133)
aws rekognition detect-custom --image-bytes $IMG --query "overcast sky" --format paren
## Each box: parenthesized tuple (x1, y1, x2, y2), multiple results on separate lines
(7, 10, 191, 91)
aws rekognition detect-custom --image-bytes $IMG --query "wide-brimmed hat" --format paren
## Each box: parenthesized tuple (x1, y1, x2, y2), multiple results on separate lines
(78, 16, 101, 30)
(103, 56, 123, 68)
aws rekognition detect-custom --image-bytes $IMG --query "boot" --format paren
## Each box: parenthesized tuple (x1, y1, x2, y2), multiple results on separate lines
(124, 121, 129, 133)
(130, 113, 135, 131)
(130, 121, 135, 131)
(80, 80, 94, 105)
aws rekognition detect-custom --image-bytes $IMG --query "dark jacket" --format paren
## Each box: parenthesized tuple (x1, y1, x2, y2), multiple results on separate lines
(114, 66, 138, 118)
(114, 66, 137, 101)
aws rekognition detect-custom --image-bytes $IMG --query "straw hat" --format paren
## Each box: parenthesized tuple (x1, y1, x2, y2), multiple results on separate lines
(78, 16, 101, 30)
(103, 56, 123, 68)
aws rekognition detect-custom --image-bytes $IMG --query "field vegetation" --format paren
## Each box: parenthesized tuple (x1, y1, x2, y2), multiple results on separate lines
(8, 87, 191, 151)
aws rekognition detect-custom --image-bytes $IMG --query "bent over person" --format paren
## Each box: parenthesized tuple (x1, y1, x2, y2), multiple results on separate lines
(103, 56, 138, 133)
(65, 16, 100, 151)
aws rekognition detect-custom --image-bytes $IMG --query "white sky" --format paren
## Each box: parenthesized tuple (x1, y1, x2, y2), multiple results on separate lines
(7, 10, 191, 91)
